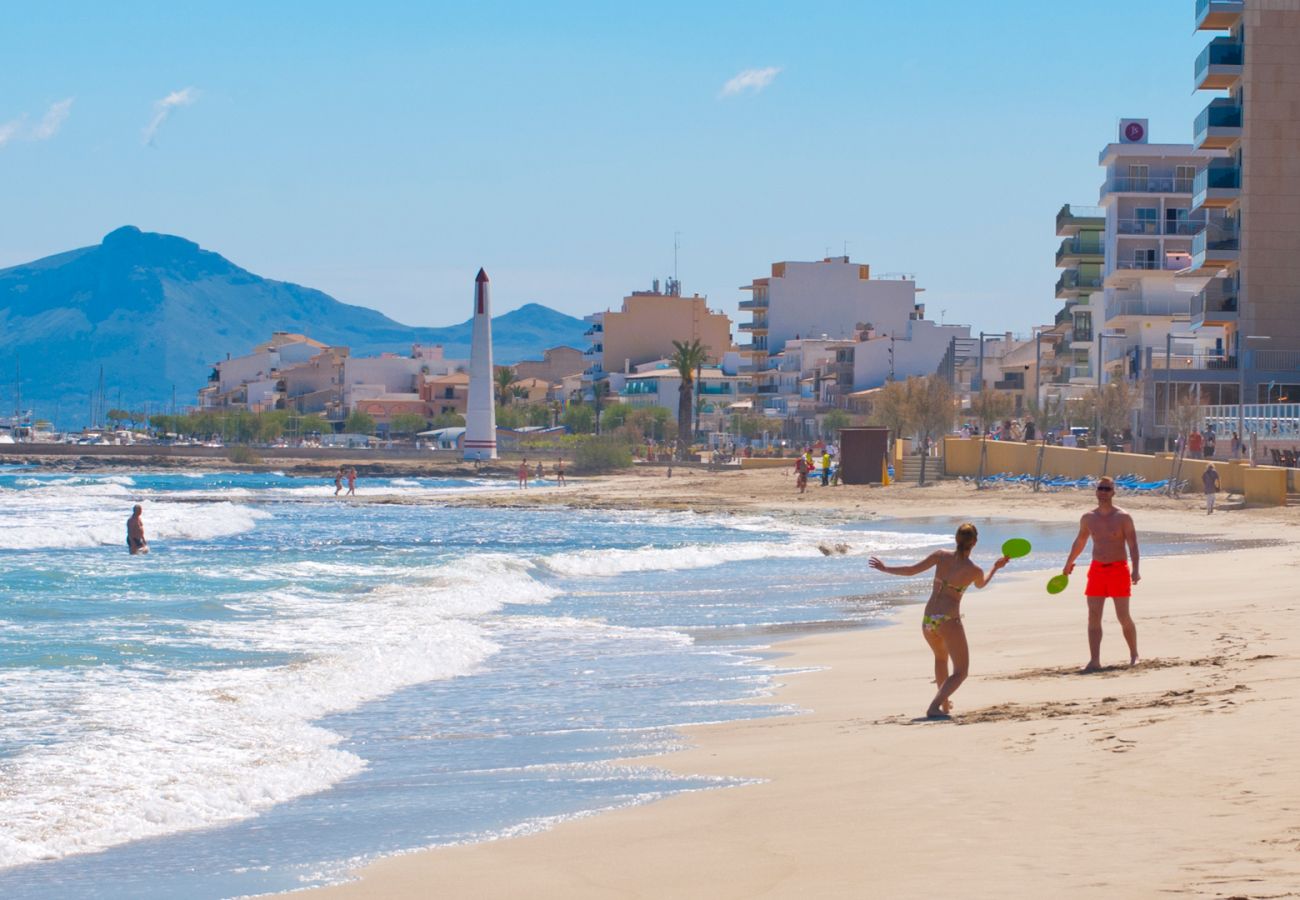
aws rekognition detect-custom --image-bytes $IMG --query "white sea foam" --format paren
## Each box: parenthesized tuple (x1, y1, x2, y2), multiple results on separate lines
(538, 529, 945, 579)
(0, 555, 516, 867)
(0, 499, 269, 550)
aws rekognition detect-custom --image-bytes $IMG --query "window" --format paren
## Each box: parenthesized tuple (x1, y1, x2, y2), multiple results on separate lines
(1165, 207, 1190, 235)
(1127, 164, 1149, 191)
(1135, 208, 1159, 235)
(1134, 248, 1157, 270)
(1175, 165, 1196, 193)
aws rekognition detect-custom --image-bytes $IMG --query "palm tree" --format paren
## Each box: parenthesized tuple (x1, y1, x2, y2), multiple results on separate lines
(494, 367, 518, 406)
(669, 339, 709, 461)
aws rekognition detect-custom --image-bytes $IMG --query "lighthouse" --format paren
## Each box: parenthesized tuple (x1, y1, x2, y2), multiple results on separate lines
(463, 268, 498, 460)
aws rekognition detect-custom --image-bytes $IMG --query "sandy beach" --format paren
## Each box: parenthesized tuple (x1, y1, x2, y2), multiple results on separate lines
(296, 467, 1300, 899)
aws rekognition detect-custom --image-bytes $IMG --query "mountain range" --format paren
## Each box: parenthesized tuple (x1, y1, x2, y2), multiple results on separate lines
(0, 226, 588, 426)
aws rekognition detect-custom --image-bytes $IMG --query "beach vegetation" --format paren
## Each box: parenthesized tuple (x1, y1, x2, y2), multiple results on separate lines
(969, 388, 1013, 487)
(562, 402, 597, 435)
(429, 411, 466, 428)
(571, 435, 634, 473)
(909, 376, 956, 485)
(669, 339, 709, 461)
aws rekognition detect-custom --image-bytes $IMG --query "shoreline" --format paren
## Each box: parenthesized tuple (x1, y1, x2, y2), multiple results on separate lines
(299, 469, 1300, 898)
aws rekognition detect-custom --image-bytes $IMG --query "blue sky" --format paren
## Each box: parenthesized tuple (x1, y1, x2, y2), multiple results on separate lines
(2, 0, 1207, 335)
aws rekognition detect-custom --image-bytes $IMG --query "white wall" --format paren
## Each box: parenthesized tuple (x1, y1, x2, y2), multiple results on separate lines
(343, 357, 421, 394)
(851, 320, 971, 389)
(766, 260, 917, 355)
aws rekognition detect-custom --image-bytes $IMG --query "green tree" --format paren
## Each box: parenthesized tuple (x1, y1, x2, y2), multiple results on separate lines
(389, 413, 429, 436)
(1082, 380, 1138, 475)
(669, 339, 709, 460)
(872, 379, 913, 450)
(106, 408, 131, 430)
(600, 402, 631, 431)
(344, 410, 375, 434)
(430, 411, 466, 428)
(494, 367, 518, 405)
(822, 409, 851, 439)
(495, 404, 526, 429)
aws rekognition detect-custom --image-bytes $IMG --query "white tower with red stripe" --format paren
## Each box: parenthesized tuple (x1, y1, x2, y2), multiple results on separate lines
(463, 268, 497, 460)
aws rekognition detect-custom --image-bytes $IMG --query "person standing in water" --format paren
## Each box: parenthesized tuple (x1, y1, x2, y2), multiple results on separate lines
(346, 467, 357, 497)
(555, 458, 566, 486)
(1061, 475, 1141, 671)
(333, 468, 344, 496)
(869, 523, 1009, 718)
(126, 504, 149, 555)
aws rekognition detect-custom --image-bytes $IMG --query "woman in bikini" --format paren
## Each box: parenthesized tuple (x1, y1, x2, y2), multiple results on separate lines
(869, 523, 1009, 718)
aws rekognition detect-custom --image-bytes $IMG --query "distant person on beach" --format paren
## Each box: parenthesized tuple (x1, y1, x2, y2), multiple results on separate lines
(869, 523, 1009, 719)
(1231, 431, 1241, 459)
(1024, 419, 1036, 442)
(555, 458, 566, 486)
(821, 450, 831, 487)
(126, 504, 149, 555)
(1203, 463, 1220, 515)
(334, 468, 344, 496)
(518, 459, 529, 489)
(1188, 429, 1203, 458)
(535, 461, 544, 482)
(346, 468, 357, 496)
(794, 454, 809, 494)
(1061, 475, 1141, 671)
(1203, 427, 1217, 459)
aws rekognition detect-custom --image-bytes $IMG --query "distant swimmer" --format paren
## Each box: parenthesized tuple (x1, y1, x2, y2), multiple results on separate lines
(1061, 475, 1141, 671)
(346, 467, 357, 497)
(869, 523, 1009, 719)
(334, 468, 344, 496)
(126, 504, 149, 555)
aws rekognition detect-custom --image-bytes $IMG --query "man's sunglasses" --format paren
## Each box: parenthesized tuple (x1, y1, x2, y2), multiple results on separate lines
(1096, 485, 1114, 492)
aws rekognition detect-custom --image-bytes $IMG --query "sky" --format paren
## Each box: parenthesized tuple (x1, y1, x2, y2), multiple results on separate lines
(1, 0, 1208, 336)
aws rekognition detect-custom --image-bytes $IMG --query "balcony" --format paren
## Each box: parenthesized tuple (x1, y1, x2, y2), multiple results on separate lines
(583, 323, 603, 336)
(738, 321, 768, 333)
(1190, 278, 1239, 328)
(1101, 175, 1194, 199)
(583, 344, 603, 356)
(1194, 98, 1242, 151)
(1193, 160, 1240, 209)
(1056, 203, 1105, 237)
(1055, 270, 1104, 298)
(1105, 293, 1192, 323)
(1191, 220, 1240, 269)
(1055, 237, 1104, 267)
(1148, 351, 1236, 371)
(1195, 36, 1243, 90)
(1195, 0, 1243, 31)
(738, 297, 768, 311)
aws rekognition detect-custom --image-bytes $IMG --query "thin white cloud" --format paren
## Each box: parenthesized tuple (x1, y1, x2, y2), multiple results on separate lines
(142, 87, 198, 146)
(0, 116, 23, 148)
(720, 66, 782, 98)
(30, 98, 74, 140)
(0, 97, 74, 149)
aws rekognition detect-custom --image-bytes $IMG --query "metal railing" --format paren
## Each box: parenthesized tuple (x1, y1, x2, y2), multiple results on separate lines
(1203, 404, 1300, 438)
(1192, 280, 1238, 320)
(1056, 271, 1104, 294)
(1195, 99, 1242, 142)
(1148, 352, 1236, 371)
(1115, 217, 1205, 236)
(1106, 295, 1192, 319)
(1056, 204, 1105, 235)
(1254, 350, 1300, 373)
(1113, 258, 1188, 272)
(1192, 222, 1239, 257)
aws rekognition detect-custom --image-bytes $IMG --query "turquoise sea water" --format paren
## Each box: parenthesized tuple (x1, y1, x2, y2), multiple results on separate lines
(0, 466, 1204, 898)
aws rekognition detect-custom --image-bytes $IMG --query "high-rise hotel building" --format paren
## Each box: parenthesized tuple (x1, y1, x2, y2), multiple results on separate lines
(1191, 0, 1300, 400)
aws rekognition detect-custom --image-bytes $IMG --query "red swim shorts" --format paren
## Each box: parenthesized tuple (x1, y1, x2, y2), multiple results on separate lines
(1085, 560, 1131, 599)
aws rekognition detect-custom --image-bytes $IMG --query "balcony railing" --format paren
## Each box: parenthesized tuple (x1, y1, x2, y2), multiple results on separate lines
(1194, 161, 1241, 196)
(1191, 221, 1240, 257)
(1149, 352, 1236, 371)
(1194, 98, 1243, 148)
(1056, 203, 1105, 236)
(1113, 258, 1188, 272)
(1106, 294, 1192, 320)
(1056, 270, 1104, 295)
(1115, 217, 1205, 236)
(1102, 176, 1194, 196)
(1194, 36, 1243, 88)
(1191, 280, 1238, 323)
(1195, 0, 1244, 31)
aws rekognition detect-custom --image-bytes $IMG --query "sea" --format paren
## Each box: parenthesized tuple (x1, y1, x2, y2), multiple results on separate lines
(0, 464, 1210, 899)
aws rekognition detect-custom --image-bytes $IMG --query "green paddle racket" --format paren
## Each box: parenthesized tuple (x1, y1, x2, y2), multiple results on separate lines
(1001, 538, 1032, 559)
(1046, 573, 1070, 595)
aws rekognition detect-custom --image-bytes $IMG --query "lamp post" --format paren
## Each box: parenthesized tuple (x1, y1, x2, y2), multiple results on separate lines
(1237, 334, 1271, 452)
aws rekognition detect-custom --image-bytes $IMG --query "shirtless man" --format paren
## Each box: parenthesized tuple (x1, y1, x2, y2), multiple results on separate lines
(126, 504, 149, 555)
(1061, 475, 1140, 670)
